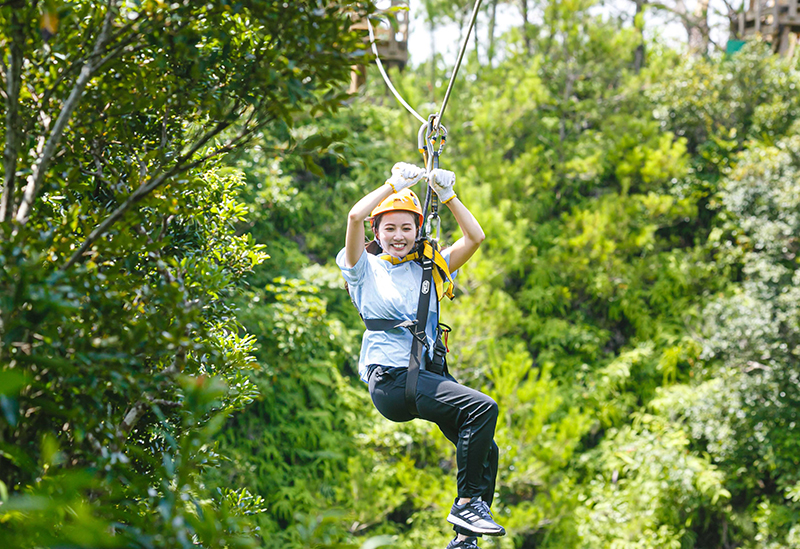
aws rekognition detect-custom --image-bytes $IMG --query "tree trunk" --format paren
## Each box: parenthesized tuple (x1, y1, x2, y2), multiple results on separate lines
(674, 0, 691, 37)
(488, 0, 499, 64)
(674, 0, 710, 55)
(521, 0, 532, 55)
(633, 0, 646, 72)
(1, 10, 24, 223)
(689, 0, 711, 54)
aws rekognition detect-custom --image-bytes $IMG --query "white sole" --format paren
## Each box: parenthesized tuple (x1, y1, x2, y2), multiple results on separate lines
(446, 513, 506, 536)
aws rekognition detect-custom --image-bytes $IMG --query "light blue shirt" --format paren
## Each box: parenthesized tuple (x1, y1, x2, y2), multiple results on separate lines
(336, 247, 455, 383)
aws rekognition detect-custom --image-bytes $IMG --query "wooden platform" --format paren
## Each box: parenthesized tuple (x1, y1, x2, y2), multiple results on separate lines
(736, 0, 800, 54)
(349, 1, 409, 92)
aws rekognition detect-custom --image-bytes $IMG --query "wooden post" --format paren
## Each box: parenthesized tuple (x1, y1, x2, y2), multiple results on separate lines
(349, 65, 366, 94)
(790, 0, 798, 18)
(739, 11, 745, 36)
(774, 0, 780, 36)
(778, 25, 792, 53)
(756, 0, 761, 32)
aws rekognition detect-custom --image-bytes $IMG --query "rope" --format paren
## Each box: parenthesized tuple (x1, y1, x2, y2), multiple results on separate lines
(366, 17, 426, 124)
(434, 0, 483, 132)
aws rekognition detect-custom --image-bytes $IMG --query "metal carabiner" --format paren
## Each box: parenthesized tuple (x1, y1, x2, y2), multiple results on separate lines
(431, 122, 448, 157)
(426, 211, 442, 241)
(417, 113, 449, 244)
(421, 114, 447, 171)
(418, 120, 430, 154)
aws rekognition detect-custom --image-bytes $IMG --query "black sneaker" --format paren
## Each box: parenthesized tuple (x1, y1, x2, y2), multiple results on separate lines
(446, 535, 479, 549)
(446, 497, 505, 536)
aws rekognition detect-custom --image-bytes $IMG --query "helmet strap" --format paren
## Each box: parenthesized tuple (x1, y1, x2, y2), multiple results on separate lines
(365, 238, 383, 255)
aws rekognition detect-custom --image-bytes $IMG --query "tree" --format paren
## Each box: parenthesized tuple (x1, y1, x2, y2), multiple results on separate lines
(0, 1, 368, 546)
(645, 0, 740, 55)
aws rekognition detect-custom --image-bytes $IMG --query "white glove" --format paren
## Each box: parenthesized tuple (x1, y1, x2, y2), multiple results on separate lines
(386, 162, 426, 192)
(429, 168, 456, 203)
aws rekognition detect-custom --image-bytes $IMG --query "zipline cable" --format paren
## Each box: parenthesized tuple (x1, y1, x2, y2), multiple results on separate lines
(434, 0, 483, 132)
(365, 0, 483, 240)
(365, 0, 483, 131)
(366, 16, 427, 124)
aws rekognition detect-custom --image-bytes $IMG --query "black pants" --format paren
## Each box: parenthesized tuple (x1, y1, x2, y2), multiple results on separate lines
(367, 365, 499, 506)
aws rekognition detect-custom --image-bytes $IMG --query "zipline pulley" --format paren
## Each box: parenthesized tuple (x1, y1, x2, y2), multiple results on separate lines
(418, 115, 447, 242)
(367, 0, 483, 243)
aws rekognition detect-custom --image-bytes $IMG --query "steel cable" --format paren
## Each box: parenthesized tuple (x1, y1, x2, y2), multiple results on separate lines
(365, 0, 484, 132)
(434, 0, 483, 131)
(366, 16, 427, 124)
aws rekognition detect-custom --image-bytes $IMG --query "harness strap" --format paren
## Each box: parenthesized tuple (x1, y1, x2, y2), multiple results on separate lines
(379, 239, 454, 301)
(405, 253, 434, 417)
(362, 318, 415, 331)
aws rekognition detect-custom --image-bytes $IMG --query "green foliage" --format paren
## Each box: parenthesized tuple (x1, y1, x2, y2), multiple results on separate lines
(210, 274, 367, 547)
(575, 413, 730, 549)
(0, 169, 265, 548)
(0, 0, 371, 547)
(658, 127, 800, 548)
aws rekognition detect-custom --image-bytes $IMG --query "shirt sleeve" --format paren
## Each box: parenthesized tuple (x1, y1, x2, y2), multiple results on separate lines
(336, 247, 368, 287)
(441, 247, 458, 280)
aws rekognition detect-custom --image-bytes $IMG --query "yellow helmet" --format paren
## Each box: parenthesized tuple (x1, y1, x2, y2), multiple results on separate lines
(370, 188, 423, 227)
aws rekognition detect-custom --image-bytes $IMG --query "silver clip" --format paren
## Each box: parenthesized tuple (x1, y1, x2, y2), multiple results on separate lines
(426, 213, 441, 242)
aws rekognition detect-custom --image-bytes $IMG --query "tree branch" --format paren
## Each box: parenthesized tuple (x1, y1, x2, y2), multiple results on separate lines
(1, 9, 24, 222)
(744, 360, 772, 373)
(118, 349, 186, 438)
(159, 102, 170, 157)
(150, 399, 182, 408)
(0, 58, 8, 103)
(717, 0, 738, 17)
(13, 0, 119, 226)
(648, 1, 698, 28)
(29, 36, 146, 141)
(132, 222, 177, 284)
(61, 86, 275, 271)
(61, 117, 236, 271)
(119, 401, 149, 436)
(59, 31, 273, 270)
(92, 141, 122, 184)
(30, 10, 186, 137)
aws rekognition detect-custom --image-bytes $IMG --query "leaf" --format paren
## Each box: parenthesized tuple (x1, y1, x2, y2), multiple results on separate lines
(300, 133, 334, 151)
(360, 535, 397, 549)
(0, 442, 37, 473)
(304, 156, 325, 177)
(0, 395, 19, 427)
(40, 0, 59, 41)
(0, 370, 28, 396)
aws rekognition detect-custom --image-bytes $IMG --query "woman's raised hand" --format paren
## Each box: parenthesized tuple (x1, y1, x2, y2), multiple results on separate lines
(386, 162, 426, 192)
(429, 168, 456, 203)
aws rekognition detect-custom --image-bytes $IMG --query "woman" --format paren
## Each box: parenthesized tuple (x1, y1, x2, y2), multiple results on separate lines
(336, 162, 505, 549)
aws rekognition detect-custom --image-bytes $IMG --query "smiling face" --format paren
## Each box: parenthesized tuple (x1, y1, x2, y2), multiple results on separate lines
(375, 211, 417, 259)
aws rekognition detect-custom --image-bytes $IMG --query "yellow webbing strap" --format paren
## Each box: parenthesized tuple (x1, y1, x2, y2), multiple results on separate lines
(379, 240, 455, 301)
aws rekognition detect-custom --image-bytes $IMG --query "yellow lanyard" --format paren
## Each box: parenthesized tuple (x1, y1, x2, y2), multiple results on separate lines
(379, 240, 455, 301)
